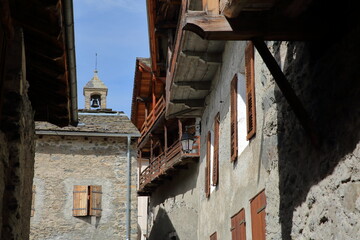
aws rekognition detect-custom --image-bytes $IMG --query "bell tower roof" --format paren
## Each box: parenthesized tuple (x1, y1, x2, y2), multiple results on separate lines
(83, 70, 108, 110)
(83, 70, 108, 93)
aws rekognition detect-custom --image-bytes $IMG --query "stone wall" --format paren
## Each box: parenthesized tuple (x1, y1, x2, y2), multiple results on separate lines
(0, 28, 35, 240)
(30, 135, 138, 240)
(263, 21, 360, 240)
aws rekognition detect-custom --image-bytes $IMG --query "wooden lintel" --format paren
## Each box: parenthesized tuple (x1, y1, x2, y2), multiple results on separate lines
(171, 99, 205, 108)
(252, 40, 319, 146)
(181, 50, 222, 64)
(174, 81, 211, 90)
(183, 11, 326, 41)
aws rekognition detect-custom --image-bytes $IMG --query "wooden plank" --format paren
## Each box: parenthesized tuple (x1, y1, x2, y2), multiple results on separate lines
(205, 131, 211, 198)
(210, 231, 217, 240)
(212, 112, 220, 186)
(250, 190, 266, 240)
(252, 39, 319, 146)
(89, 185, 102, 217)
(73, 185, 88, 216)
(230, 75, 238, 162)
(245, 42, 256, 140)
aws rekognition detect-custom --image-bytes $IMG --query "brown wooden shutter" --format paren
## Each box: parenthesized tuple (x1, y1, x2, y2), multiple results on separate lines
(245, 41, 256, 140)
(205, 131, 211, 198)
(250, 190, 266, 240)
(73, 185, 88, 216)
(230, 75, 238, 162)
(31, 185, 36, 217)
(212, 113, 220, 186)
(231, 209, 246, 240)
(89, 185, 102, 216)
(210, 231, 217, 240)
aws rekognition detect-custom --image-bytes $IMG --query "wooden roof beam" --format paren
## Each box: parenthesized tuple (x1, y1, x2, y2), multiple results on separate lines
(183, 11, 325, 41)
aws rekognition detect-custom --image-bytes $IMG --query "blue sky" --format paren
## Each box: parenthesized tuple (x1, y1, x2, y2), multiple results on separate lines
(74, 0, 149, 117)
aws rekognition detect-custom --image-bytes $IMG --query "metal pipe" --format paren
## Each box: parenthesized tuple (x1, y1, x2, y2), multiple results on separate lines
(63, 0, 78, 126)
(126, 136, 131, 240)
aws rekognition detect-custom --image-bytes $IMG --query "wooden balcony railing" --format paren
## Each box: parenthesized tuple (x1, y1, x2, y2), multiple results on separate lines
(138, 137, 200, 193)
(139, 96, 166, 144)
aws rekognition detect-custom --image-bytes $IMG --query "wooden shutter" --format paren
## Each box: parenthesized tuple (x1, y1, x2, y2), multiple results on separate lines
(212, 113, 220, 186)
(250, 190, 266, 240)
(245, 41, 256, 140)
(210, 231, 217, 240)
(73, 185, 88, 216)
(205, 131, 211, 198)
(31, 185, 36, 217)
(89, 185, 102, 216)
(230, 75, 238, 162)
(231, 209, 246, 240)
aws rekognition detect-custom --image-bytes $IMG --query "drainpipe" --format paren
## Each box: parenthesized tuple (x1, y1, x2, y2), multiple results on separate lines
(126, 136, 131, 240)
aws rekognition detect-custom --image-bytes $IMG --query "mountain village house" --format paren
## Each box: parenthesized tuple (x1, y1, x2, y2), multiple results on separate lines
(132, 0, 360, 239)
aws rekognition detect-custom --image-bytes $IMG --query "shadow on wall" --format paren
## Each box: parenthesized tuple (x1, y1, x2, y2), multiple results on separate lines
(274, 2, 360, 239)
(148, 207, 178, 240)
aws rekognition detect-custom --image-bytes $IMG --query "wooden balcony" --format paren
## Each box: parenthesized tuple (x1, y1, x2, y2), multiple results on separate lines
(138, 137, 200, 195)
(138, 96, 166, 145)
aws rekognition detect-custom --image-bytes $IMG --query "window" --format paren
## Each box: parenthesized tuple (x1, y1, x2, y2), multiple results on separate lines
(31, 185, 36, 217)
(250, 190, 266, 240)
(73, 185, 102, 217)
(210, 231, 217, 240)
(231, 209, 246, 240)
(230, 75, 238, 162)
(205, 131, 211, 198)
(212, 113, 220, 186)
(245, 41, 256, 140)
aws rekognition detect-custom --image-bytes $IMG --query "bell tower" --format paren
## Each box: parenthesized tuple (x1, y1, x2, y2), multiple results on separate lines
(83, 70, 108, 110)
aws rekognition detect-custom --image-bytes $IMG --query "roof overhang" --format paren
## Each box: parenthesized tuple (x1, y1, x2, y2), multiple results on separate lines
(165, 1, 225, 118)
(183, 0, 348, 41)
(8, 0, 78, 127)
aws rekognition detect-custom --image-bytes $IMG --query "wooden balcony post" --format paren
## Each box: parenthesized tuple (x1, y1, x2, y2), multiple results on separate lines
(164, 124, 168, 155)
(178, 119, 183, 142)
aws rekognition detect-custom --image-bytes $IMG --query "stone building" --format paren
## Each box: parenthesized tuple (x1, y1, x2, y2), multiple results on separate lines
(30, 72, 140, 240)
(0, 1, 77, 239)
(132, 0, 360, 239)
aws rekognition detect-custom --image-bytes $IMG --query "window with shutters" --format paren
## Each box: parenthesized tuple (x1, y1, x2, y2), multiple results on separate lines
(245, 41, 256, 140)
(231, 209, 246, 240)
(31, 185, 36, 217)
(210, 231, 217, 240)
(212, 113, 220, 186)
(73, 185, 102, 217)
(250, 190, 266, 240)
(205, 131, 211, 198)
(230, 75, 238, 162)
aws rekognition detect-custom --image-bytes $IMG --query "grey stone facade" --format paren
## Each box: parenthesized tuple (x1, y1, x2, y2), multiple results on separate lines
(145, 20, 360, 240)
(30, 110, 140, 240)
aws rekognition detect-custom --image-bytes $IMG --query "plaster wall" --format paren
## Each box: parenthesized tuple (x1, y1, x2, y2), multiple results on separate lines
(30, 135, 138, 240)
(197, 40, 269, 239)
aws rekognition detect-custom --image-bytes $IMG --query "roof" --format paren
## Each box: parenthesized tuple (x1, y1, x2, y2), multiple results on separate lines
(5, 0, 78, 127)
(36, 109, 140, 136)
(84, 71, 108, 93)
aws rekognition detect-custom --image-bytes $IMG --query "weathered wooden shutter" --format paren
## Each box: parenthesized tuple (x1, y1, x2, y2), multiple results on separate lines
(212, 113, 220, 186)
(210, 231, 217, 240)
(250, 190, 266, 240)
(205, 131, 211, 198)
(89, 185, 102, 216)
(73, 185, 88, 216)
(231, 209, 246, 240)
(31, 185, 36, 217)
(230, 75, 238, 162)
(245, 41, 256, 140)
